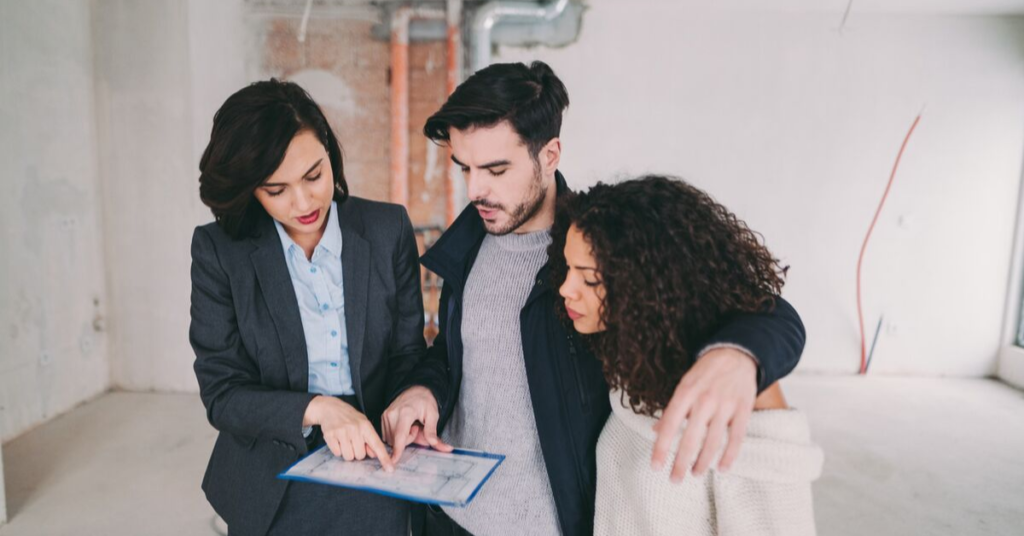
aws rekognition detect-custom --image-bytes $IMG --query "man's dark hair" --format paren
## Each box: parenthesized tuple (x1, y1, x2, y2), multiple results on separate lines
(198, 78, 348, 239)
(423, 61, 570, 157)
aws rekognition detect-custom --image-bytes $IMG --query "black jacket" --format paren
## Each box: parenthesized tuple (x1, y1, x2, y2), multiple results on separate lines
(393, 172, 806, 536)
(191, 198, 426, 535)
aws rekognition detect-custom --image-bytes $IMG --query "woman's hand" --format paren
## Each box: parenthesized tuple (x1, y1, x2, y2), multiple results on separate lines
(303, 396, 395, 471)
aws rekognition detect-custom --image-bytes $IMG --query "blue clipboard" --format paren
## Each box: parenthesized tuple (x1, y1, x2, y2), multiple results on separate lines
(278, 444, 505, 507)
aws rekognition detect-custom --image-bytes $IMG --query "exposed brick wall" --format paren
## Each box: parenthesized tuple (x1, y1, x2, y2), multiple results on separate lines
(257, 16, 448, 224)
(255, 14, 450, 339)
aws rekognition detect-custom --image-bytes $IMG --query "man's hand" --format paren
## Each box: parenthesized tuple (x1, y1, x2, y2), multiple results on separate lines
(304, 395, 395, 472)
(382, 386, 453, 463)
(651, 347, 757, 482)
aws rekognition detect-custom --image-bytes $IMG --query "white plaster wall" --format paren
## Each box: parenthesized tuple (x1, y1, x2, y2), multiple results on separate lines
(0, 438, 5, 524)
(58, 1, 1024, 397)
(0, 1, 110, 442)
(498, 7, 1024, 376)
(187, 0, 249, 172)
(94, 0, 247, 392)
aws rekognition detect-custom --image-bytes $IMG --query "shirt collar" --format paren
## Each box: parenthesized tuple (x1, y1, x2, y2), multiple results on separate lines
(273, 201, 342, 259)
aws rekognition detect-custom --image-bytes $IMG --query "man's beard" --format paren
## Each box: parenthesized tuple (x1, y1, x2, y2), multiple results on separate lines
(475, 166, 547, 236)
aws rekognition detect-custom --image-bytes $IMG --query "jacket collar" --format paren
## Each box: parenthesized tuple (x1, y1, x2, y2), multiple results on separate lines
(246, 199, 371, 407)
(422, 170, 571, 289)
(271, 201, 344, 262)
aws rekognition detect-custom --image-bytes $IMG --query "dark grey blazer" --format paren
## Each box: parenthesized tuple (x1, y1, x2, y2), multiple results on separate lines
(189, 197, 426, 535)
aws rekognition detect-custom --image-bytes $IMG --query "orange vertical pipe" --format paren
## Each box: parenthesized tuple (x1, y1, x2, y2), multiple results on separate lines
(390, 17, 410, 208)
(445, 2, 462, 225)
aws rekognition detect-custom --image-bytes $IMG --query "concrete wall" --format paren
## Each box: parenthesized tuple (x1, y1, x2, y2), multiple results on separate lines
(0, 436, 4, 524)
(0, 439, 5, 524)
(250, 10, 451, 226)
(0, 1, 110, 442)
(96, 1, 449, 392)
(5, 2, 1022, 427)
(94, 0, 248, 392)
(101, 3, 452, 392)
(497, 6, 1024, 376)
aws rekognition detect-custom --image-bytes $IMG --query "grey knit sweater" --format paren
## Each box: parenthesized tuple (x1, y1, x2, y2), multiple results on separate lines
(442, 230, 561, 536)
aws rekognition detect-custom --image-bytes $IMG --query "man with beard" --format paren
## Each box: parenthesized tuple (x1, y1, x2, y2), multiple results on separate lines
(382, 61, 806, 536)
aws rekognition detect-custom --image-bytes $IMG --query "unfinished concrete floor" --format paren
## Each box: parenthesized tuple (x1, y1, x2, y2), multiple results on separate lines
(1, 376, 1023, 535)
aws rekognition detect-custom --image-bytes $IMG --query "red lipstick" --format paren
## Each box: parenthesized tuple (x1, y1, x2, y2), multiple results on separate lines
(297, 209, 320, 225)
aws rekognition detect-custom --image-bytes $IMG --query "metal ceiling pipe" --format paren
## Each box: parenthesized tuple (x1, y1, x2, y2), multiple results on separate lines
(470, 0, 569, 72)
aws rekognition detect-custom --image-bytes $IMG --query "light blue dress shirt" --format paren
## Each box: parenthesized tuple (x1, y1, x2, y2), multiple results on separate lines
(273, 201, 355, 398)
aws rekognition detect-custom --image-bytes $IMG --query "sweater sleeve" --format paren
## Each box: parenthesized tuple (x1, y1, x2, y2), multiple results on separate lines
(698, 296, 806, 393)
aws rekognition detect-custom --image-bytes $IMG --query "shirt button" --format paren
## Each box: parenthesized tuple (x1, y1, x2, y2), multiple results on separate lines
(330, 362, 338, 367)
(331, 330, 338, 337)
(310, 267, 317, 274)
(322, 303, 329, 311)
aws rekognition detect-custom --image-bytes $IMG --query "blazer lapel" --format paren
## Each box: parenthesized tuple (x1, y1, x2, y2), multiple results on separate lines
(339, 201, 370, 408)
(250, 218, 309, 393)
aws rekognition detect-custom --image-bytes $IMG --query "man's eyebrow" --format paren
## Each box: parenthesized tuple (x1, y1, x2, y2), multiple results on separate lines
(449, 155, 511, 170)
(480, 160, 511, 170)
(263, 159, 323, 187)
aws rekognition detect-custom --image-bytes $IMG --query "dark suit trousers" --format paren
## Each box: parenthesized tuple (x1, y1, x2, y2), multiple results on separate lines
(264, 395, 411, 536)
(422, 505, 474, 536)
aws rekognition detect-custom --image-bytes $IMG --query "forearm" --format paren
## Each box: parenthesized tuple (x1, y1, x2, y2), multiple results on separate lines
(197, 369, 317, 450)
(191, 226, 319, 452)
(388, 281, 452, 414)
(388, 344, 449, 414)
(701, 296, 806, 392)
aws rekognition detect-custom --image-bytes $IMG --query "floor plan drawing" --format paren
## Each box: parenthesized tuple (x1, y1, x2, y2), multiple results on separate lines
(280, 445, 504, 507)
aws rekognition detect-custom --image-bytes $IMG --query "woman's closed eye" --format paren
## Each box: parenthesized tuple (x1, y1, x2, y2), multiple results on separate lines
(306, 172, 322, 182)
(266, 187, 286, 197)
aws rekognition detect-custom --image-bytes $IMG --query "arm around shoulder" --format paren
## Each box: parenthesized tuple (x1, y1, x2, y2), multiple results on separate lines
(700, 296, 806, 392)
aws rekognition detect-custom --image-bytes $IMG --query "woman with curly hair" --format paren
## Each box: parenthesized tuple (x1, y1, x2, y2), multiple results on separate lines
(551, 175, 823, 536)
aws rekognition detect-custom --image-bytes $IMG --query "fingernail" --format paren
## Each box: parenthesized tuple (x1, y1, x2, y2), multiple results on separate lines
(651, 461, 663, 471)
(670, 475, 683, 484)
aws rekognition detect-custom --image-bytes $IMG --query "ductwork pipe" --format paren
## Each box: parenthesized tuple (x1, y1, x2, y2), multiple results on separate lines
(470, 0, 569, 72)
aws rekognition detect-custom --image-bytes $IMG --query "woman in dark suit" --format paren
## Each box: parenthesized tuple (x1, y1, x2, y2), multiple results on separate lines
(190, 79, 424, 535)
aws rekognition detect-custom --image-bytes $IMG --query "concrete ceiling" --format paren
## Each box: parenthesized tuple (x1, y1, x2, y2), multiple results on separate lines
(244, 0, 1024, 16)
(708, 0, 1024, 15)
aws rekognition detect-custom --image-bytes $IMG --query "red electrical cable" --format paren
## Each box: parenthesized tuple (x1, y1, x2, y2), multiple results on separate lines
(856, 112, 922, 375)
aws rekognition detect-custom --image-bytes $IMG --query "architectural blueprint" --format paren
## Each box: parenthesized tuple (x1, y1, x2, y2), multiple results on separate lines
(279, 445, 504, 507)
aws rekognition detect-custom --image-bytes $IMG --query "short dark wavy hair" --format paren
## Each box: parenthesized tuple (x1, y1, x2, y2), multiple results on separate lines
(423, 61, 569, 158)
(198, 78, 348, 239)
(549, 176, 786, 416)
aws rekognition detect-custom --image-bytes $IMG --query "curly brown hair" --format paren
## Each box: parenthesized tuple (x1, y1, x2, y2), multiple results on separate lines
(549, 175, 786, 416)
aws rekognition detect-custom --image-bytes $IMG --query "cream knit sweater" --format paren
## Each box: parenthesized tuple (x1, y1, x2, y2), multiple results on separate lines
(595, 390, 824, 536)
